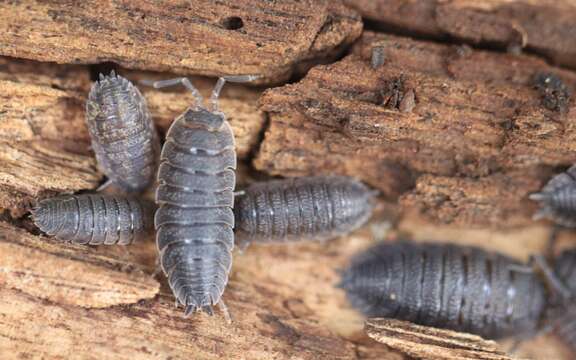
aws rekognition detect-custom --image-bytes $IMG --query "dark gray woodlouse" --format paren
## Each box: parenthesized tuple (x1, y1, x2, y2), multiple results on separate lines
(234, 176, 376, 246)
(530, 165, 576, 227)
(340, 241, 546, 339)
(146, 75, 258, 317)
(32, 194, 155, 245)
(86, 71, 159, 193)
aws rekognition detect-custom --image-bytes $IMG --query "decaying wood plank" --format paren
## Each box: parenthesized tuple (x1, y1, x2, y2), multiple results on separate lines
(0, 221, 397, 360)
(0, 222, 159, 308)
(365, 318, 516, 360)
(344, 0, 576, 70)
(0, 59, 266, 217)
(255, 32, 576, 227)
(0, 0, 362, 84)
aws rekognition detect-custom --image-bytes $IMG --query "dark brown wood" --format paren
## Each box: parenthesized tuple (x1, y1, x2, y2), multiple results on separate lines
(0, 0, 362, 84)
(255, 31, 576, 228)
(345, 0, 576, 70)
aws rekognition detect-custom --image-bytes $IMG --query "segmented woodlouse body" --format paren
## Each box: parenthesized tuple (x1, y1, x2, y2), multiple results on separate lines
(530, 165, 576, 227)
(147, 75, 258, 317)
(340, 242, 546, 339)
(234, 176, 376, 245)
(32, 194, 155, 245)
(547, 249, 576, 352)
(86, 71, 159, 193)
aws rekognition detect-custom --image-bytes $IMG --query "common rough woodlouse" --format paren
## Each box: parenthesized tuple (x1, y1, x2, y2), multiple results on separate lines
(340, 241, 548, 340)
(530, 164, 576, 227)
(86, 71, 159, 193)
(143, 74, 258, 317)
(32, 194, 155, 245)
(234, 176, 376, 246)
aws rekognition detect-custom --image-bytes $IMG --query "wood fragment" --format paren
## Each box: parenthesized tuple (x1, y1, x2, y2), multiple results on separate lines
(0, 0, 362, 84)
(365, 318, 517, 360)
(0, 222, 159, 308)
(255, 32, 576, 227)
(345, 0, 576, 70)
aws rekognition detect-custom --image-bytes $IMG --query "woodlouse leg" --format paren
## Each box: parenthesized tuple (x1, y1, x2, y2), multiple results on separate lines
(218, 300, 233, 324)
(545, 225, 562, 259)
(209, 75, 260, 111)
(140, 78, 203, 107)
(96, 179, 114, 192)
(531, 254, 572, 301)
(233, 190, 246, 197)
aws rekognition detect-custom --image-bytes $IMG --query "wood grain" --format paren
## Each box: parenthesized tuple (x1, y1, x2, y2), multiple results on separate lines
(0, 0, 362, 84)
(365, 318, 515, 360)
(345, 0, 576, 70)
(255, 31, 576, 227)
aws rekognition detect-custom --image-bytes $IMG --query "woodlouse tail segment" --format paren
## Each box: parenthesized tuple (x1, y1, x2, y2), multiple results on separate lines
(140, 77, 204, 108)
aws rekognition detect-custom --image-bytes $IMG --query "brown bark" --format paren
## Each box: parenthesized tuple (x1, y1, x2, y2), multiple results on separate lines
(365, 318, 514, 360)
(344, 0, 576, 71)
(255, 31, 576, 228)
(0, 0, 362, 84)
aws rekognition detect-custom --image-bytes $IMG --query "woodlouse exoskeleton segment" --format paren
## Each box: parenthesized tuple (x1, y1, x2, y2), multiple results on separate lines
(143, 74, 259, 317)
(86, 71, 159, 193)
(340, 241, 546, 340)
(32, 194, 155, 245)
(234, 175, 376, 246)
(530, 165, 576, 227)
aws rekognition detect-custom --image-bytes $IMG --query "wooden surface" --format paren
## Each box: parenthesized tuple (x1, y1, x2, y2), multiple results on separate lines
(0, 0, 362, 84)
(255, 31, 576, 228)
(365, 318, 514, 360)
(344, 0, 576, 70)
(1, 1, 576, 359)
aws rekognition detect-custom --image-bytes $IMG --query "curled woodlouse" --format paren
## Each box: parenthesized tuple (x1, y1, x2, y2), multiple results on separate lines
(32, 194, 155, 245)
(340, 241, 546, 339)
(234, 176, 376, 246)
(86, 71, 159, 192)
(144, 74, 258, 317)
(530, 165, 576, 227)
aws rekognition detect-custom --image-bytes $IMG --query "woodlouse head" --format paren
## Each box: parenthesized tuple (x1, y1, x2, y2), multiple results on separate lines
(183, 107, 225, 131)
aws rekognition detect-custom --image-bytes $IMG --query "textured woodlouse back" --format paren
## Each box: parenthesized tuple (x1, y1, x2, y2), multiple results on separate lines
(32, 194, 155, 245)
(85, 71, 159, 193)
(530, 165, 576, 227)
(234, 175, 376, 245)
(340, 241, 546, 339)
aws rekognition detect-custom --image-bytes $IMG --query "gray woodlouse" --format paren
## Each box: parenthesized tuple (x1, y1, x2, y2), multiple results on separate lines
(145, 75, 258, 317)
(340, 241, 546, 339)
(550, 249, 576, 352)
(530, 165, 576, 227)
(234, 176, 376, 246)
(32, 194, 155, 245)
(86, 71, 159, 193)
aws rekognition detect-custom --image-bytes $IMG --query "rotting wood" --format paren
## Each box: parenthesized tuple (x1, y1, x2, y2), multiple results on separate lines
(344, 0, 576, 71)
(365, 318, 516, 360)
(0, 222, 159, 308)
(255, 31, 576, 228)
(0, 60, 265, 217)
(0, 0, 362, 84)
(0, 220, 398, 360)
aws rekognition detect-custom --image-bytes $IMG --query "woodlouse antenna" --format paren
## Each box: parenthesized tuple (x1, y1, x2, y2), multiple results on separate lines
(140, 77, 204, 108)
(210, 74, 260, 112)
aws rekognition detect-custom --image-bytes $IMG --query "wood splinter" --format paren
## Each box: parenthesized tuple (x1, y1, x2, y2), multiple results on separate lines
(365, 318, 517, 360)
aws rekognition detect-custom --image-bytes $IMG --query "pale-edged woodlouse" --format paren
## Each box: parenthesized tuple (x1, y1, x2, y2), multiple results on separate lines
(144, 75, 258, 317)
(340, 241, 547, 340)
(234, 176, 377, 246)
(86, 71, 159, 193)
(530, 165, 576, 227)
(32, 194, 155, 245)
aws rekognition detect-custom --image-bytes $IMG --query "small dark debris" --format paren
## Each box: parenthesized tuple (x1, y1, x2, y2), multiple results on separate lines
(379, 75, 416, 112)
(371, 46, 386, 69)
(533, 72, 571, 113)
(221, 16, 244, 30)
